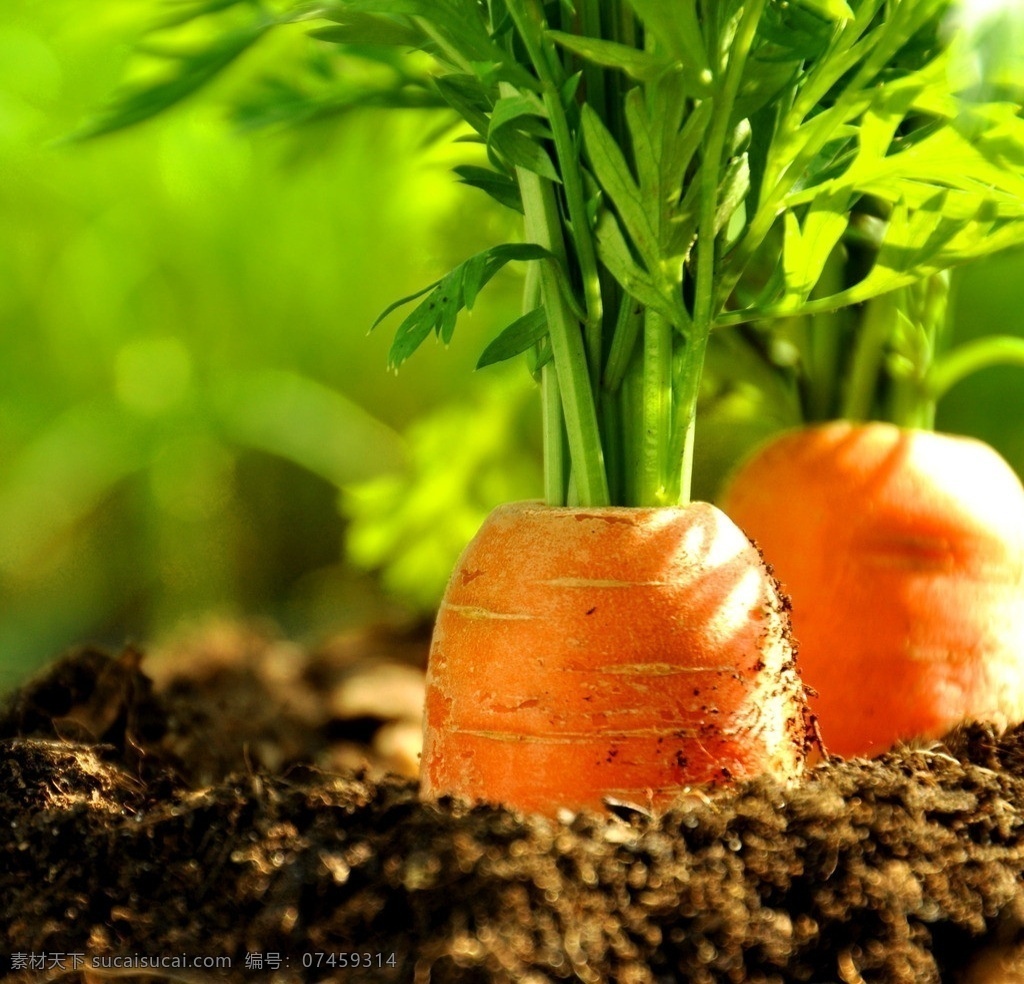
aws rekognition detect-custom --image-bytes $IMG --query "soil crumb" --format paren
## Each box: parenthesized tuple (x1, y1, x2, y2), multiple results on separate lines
(3, 628, 1024, 983)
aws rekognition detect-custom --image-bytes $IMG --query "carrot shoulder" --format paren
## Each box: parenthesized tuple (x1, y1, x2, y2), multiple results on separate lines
(721, 421, 1024, 758)
(420, 500, 812, 815)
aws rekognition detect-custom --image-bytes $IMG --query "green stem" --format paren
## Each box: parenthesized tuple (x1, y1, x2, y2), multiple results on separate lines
(522, 259, 565, 502)
(603, 293, 643, 392)
(541, 85, 605, 387)
(576, 0, 607, 117)
(884, 272, 949, 429)
(803, 247, 846, 422)
(640, 309, 673, 505)
(670, 335, 706, 505)
(597, 272, 629, 502)
(517, 164, 610, 506)
(676, 0, 766, 505)
(505, 0, 604, 388)
(929, 336, 1024, 401)
(541, 364, 567, 503)
(620, 353, 645, 506)
(841, 290, 896, 421)
(889, 383, 935, 430)
(600, 388, 624, 504)
(806, 310, 843, 422)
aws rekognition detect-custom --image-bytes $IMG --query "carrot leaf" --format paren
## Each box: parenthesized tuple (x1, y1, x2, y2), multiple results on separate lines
(718, 8, 1024, 328)
(308, 14, 424, 49)
(81, 0, 1024, 501)
(370, 281, 441, 333)
(593, 210, 686, 330)
(476, 308, 549, 369)
(490, 111, 554, 187)
(71, 19, 272, 140)
(452, 165, 523, 213)
(544, 31, 672, 83)
(380, 243, 558, 370)
(621, 0, 708, 79)
(581, 105, 658, 269)
(781, 189, 853, 308)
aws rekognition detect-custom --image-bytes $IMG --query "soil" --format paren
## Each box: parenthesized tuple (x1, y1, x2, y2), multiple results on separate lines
(4, 622, 1024, 984)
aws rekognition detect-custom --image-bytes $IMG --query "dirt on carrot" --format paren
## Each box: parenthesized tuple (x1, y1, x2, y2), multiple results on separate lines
(721, 420, 1024, 759)
(5, 633, 1024, 984)
(421, 500, 814, 816)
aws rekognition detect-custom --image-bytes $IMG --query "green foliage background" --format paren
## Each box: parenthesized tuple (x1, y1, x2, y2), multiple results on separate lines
(0, 0, 538, 688)
(2, 0, 1024, 688)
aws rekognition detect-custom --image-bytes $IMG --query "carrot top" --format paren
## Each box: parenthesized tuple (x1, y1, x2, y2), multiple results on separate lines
(80, 1, 1024, 498)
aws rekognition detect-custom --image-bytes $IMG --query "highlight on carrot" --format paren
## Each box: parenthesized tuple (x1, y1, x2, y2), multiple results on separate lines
(81, 0, 1024, 811)
(721, 420, 1024, 759)
(421, 501, 811, 816)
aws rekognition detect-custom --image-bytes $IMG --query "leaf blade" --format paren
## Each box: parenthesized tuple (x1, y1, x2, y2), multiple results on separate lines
(582, 104, 660, 268)
(381, 243, 557, 368)
(476, 308, 549, 368)
(72, 21, 270, 140)
(545, 30, 671, 82)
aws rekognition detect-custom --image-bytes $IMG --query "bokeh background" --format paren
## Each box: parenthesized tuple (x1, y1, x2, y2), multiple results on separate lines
(3, 0, 1024, 690)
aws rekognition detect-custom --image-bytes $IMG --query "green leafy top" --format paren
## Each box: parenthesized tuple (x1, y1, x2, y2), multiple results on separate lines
(81, 0, 1024, 505)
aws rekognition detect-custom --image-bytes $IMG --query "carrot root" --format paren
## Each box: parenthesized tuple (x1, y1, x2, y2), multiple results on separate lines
(420, 500, 813, 816)
(722, 421, 1024, 758)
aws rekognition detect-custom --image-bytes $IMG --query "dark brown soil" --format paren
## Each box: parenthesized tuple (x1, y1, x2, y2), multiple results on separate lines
(3, 624, 1024, 983)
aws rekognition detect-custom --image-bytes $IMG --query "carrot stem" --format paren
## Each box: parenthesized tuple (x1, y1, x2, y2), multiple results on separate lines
(620, 354, 644, 507)
(516, 162, 610, 507)
(930, 336, 1024, 401)
(506, 0, 604, 388)
(576, 0, 607, 122)
(541, 365, 567, 504)
(640, 309, 673, 506)
(546, 80, 605, 392)
(678, 0, 766, 506)
(804, 250, 847, 422)
(841, 289, 895, 422)
(600, 387, 625, 505)
(603, 293, 643, 393)
(671, 332, 707, 507)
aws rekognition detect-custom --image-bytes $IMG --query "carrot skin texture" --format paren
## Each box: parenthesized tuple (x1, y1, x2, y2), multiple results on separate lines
(721, 421, 1024, 758)
(420, 500, 812, 816)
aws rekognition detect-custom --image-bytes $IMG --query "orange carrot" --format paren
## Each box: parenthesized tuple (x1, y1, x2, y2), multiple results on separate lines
(420, 500, 813, 816)
(721, 421, 1024, 758)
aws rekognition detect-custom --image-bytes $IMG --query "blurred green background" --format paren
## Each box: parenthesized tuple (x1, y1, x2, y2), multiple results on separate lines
(2, 0, 1024, 690)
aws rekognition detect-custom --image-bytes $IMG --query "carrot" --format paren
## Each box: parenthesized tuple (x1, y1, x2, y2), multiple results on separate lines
(420, 500, 813, 816)
(720, 421, 1024, 758)
(81, 0, 1024, 814)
